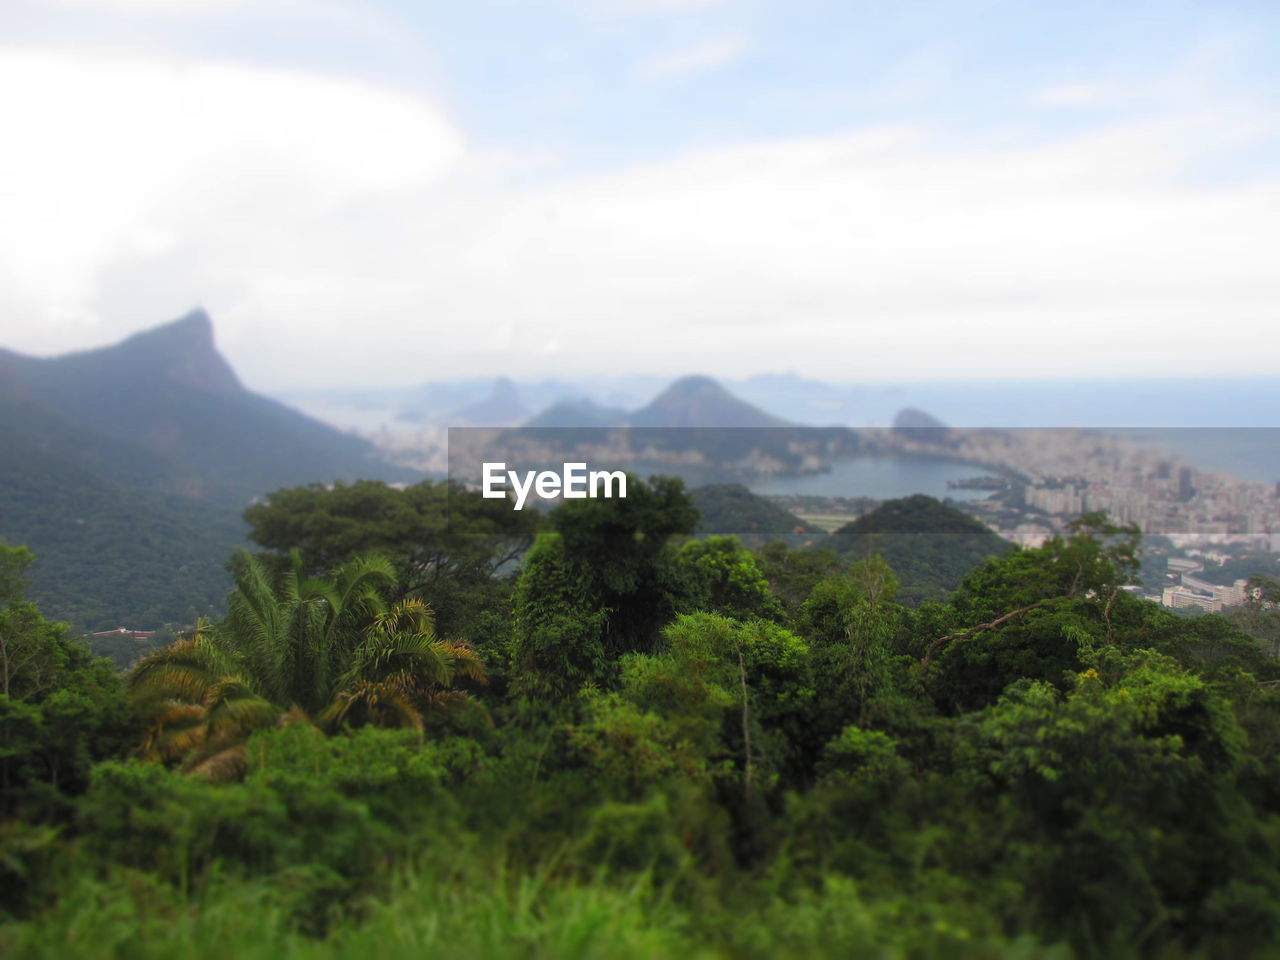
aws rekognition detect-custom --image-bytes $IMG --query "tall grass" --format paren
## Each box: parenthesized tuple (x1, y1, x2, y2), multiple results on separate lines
(1, 851, 1072, 960)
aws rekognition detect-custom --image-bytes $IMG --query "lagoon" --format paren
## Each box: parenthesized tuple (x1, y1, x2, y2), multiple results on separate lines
(749, 455, 995, 502)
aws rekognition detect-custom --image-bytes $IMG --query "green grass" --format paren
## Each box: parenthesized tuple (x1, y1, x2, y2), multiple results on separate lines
(1, 854, 1077, 960)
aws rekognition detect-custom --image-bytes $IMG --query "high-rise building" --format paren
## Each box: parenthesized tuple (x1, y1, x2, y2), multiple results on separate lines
(1178, 467, 1195, 502)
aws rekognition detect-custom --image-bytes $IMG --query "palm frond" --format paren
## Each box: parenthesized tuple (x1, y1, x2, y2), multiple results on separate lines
(279, 704, 315, 728)
(136, 702, 207, 763)
(206, 690, 279, 734)
(437, 640, 489, 685)
(183, 742, 249, 782)
(318, 680, 425, 734)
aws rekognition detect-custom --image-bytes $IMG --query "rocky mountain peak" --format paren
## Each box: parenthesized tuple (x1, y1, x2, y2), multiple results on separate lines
(108, 308, 243, 396)
(630, 375, 789, 428)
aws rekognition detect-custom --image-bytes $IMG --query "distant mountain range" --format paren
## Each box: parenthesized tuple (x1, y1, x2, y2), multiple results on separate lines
(24, 310, 1279, 633)
(342, 373, 795, 431)
(0, 310, 415, 630)
(283, 370, 1280, 434)
(525, 375, 790, 430)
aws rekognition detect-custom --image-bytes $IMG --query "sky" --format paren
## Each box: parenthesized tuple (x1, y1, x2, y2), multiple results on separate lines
(0, 0, 1277, 392)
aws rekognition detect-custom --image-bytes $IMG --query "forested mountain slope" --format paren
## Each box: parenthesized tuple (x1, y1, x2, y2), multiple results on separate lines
(0, 311, 416, 630)
(830, 494, 1015, 605)
(0, 311, 410, 505)
(691, 483, 814, 537)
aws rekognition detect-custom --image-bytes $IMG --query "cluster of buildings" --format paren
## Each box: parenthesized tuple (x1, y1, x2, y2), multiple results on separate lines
(886, 428, 1280, 545)
(871, 428, 1280, 610)
(1160, 557, 1253, 613)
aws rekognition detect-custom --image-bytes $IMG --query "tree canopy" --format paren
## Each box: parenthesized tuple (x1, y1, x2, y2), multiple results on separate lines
(6, 496, 1280, 958)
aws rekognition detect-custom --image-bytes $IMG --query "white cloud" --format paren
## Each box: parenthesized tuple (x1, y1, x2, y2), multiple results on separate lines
(217, 116, 1279, 388)
(436, 121, 1273, 375)
(1030, 83, 1109, 108)
(634, 35, 749, 80)
(0, 47, 1276, 390)
(0, 49, 464, 353)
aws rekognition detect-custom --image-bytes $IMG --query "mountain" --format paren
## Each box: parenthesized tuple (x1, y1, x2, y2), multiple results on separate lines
(829, 494, 1014, 605)
(892, 407, 952, 446)
(0, 310, 417, 629)
(1, 310, 410, 506)
(523, 398, 630, 428)
(0, 434, 244, 632)
(501, 376, 858, 489)
(447, 377, 529, 427)
(521, 375, 792, 430)
(892, 407, 948, 432)
(0, 380, 244, 629)
(629, 376, 791, 429)
(691, 484, 817, 538)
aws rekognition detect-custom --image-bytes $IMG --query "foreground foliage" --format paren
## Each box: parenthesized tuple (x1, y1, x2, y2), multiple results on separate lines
(5, 484, 1280, 958)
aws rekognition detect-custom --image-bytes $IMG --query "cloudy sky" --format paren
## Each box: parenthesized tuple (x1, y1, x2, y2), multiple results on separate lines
(1, 0, 1277, 391)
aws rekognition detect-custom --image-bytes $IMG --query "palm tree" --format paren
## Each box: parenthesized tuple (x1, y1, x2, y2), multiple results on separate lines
(319, 597, 487, 732)
(217, 548, 394, 712)
(130, 616, 277, 776)
(130, 550, 485, 778)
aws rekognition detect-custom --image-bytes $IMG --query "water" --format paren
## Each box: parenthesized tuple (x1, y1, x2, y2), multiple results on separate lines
(749, 455, 995, 501)
(734, 377, 1280, 430)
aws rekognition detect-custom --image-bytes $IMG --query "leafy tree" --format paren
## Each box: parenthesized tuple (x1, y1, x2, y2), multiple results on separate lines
(795, 556, 918, 777)
(572, 612, 811, 864)
(0, 543, 130, 818)
(754, 539, 841, 623)
(668, 535, 784, 623)
(130, 549, 484, 777)
(574, 613, 812, 805)
(1230, 575, 1280, 657)
(548, 474, 698, 653)
(920, 512, 1145, 712)
(973, 648, 1280, 953)
(243, 479, 538, 644)
(509, 475, 697, 703)
(508, 531, 610, 704)
(0, 544, 59, 701)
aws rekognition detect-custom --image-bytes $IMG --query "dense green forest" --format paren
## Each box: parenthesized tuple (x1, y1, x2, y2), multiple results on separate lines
(0, 313, 413, 632)
(4, 476, 1280, 958)
(690, 483, 815, 538)
(829, 493, 1017, 605)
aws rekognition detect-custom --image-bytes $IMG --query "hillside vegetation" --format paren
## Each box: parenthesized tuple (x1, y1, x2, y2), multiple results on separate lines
(0, 312, 413, 630)
(5, 479, 1280, 959)
(829, 494, 1016, 605)
(691, 483, 814, 537)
